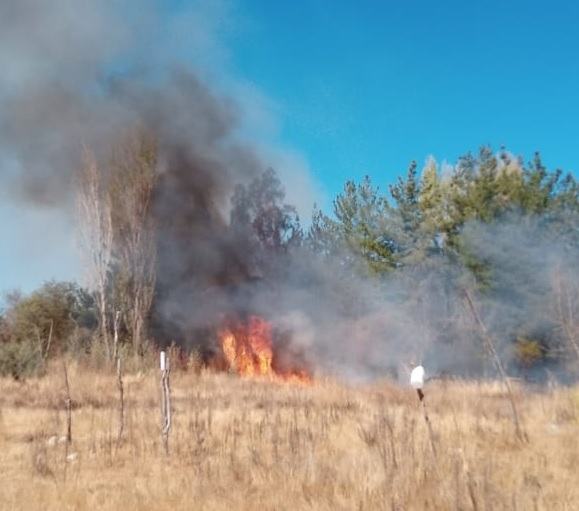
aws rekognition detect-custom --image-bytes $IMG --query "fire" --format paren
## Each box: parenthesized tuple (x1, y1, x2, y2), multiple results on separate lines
(221, 316, 273, 376)
(219, 315, 311, 384)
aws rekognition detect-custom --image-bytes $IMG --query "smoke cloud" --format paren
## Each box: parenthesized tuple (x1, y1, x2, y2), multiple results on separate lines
(0, 0, 258, 205)
(0, 0, 323, 369)
(260, 212, 579, 384)
(2, 2, 575, 385)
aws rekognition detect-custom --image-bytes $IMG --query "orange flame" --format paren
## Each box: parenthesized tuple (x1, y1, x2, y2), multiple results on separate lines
(219, 315, 311, 384)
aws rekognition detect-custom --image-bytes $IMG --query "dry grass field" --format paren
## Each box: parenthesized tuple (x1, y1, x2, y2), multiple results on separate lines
(0, 358, 578, 510)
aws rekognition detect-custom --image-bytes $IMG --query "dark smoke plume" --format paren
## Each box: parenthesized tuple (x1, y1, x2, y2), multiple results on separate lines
(3, 2, 576, 385)
(0, 1, 268, 352)
(0, 0, 255, 205)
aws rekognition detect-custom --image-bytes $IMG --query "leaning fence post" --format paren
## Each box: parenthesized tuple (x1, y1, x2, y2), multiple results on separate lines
(160, 351, 171, 455)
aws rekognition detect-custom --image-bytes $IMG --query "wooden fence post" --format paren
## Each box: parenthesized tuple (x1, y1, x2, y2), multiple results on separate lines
(116, 357, 124, 444)
(62, 360, 72, 445)
(160, 351, 171, 455)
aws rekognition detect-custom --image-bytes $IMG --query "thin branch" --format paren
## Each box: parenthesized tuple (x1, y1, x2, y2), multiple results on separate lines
(461, 287, 527, 442)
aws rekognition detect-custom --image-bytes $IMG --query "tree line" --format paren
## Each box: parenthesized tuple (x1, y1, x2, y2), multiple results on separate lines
(2, 131, 579, 381)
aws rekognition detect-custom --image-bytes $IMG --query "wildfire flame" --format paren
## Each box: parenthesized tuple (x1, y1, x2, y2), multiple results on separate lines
(219, 315, 311, 384)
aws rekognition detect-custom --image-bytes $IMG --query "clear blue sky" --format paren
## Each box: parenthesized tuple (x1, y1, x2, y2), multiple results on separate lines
(229, 0, 578, 201)
(1, 0, 578, 295)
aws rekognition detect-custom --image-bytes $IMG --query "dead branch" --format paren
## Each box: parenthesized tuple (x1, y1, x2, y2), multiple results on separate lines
(461, 287, 527, 442)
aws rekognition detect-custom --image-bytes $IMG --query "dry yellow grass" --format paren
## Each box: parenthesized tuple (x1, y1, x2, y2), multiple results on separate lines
(0, 359, 578, 510)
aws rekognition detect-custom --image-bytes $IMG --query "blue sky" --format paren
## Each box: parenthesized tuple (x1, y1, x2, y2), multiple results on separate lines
(229, 0, 578, 201)
(1, 0, 578, 295)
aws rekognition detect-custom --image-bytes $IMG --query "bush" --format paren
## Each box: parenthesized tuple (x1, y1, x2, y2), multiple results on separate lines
(0, 339, 45, 379)
(1, 280, 97, 359)
(514, 337, 547, 368)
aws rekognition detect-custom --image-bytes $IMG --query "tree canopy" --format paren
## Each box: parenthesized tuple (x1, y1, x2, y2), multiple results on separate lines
(4, 142, 579, 381)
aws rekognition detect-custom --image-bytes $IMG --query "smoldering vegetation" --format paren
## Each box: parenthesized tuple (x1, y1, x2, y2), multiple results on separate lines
(157, 206, 579, 385)
(0, 1, 266, 354)
(2, 2, 579, 386)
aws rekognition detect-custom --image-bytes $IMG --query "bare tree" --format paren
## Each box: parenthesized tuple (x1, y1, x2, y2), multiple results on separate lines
(75, 146, 114, 359)
(109, 129, 158, 355)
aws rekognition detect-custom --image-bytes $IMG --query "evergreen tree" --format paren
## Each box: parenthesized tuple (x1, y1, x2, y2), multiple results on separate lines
(328, 176, 396, 275)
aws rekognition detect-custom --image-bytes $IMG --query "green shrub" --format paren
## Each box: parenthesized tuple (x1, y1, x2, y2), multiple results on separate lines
(514, 338, 546, 367)
(0, 339, 46, 379)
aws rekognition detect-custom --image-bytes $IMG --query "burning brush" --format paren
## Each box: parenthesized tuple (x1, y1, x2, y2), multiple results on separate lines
(219, 315, 312, 384)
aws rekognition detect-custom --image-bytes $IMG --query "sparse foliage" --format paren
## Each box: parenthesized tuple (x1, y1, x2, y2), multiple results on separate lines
(109, 129, 158, 355)
(75, 128, 158, 357)
(76, 145, 114, 358)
